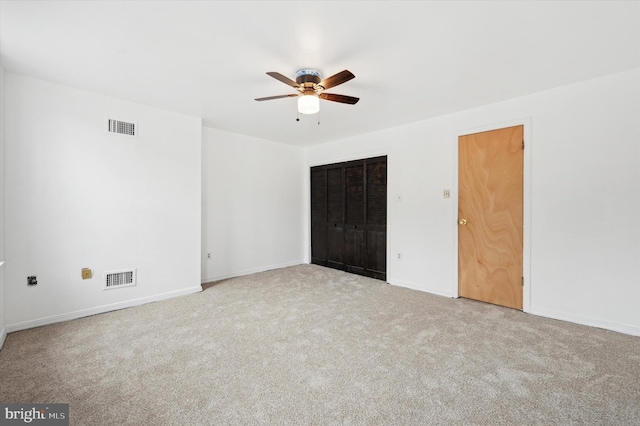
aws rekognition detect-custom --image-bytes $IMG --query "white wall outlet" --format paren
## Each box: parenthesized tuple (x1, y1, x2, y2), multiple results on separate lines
(397, 253, 402, 260)
(207, 253, 211, 259)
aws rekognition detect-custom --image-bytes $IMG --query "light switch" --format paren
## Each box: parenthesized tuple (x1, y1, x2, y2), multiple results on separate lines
(443, 189, 451, 199)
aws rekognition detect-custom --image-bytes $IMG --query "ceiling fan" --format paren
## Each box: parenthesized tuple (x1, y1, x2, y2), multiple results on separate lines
(255, 69, 359, 115)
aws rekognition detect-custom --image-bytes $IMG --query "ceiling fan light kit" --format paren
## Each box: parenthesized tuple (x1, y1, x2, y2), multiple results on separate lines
(255, 68, 359, 119)
(298, 94, 320, 115)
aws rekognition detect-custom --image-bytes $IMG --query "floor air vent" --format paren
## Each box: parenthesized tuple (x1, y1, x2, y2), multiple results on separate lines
(107, 119, 136, 136)
(104, 269, 137, 290)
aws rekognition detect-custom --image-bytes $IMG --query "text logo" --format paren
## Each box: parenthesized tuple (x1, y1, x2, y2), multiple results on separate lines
(0, 404, 68, 426)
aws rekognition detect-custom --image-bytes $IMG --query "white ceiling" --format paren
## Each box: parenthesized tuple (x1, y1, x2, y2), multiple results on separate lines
(1, 1, 638, 146)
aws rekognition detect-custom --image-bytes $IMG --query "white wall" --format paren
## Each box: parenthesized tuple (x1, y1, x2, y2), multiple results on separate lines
(305, 68, 640, 336)
(4, 74, 202, 331)
(201, 127, 304, 282)
(2, 68, 637, 339)
(303, 116, 457, 297)
(0, 64, 6, 348)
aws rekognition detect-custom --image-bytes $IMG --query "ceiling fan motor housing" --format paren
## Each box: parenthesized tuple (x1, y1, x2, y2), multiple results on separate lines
(296, 69, 322, 92)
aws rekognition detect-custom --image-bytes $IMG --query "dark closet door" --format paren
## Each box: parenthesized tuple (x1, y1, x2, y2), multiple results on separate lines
(365, 157, 387, 280)
(326, 165, 345, 270)
(310, 167, 327, 266)
(310, 156, 387, 280)
(344, 161, 366, 275)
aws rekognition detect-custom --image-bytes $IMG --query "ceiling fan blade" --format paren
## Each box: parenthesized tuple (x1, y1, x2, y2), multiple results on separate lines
(318, 70, 355, 90)
(266, 72, 300, 89)
(255, 94, 300, 101)
(319, 93, 359, 105)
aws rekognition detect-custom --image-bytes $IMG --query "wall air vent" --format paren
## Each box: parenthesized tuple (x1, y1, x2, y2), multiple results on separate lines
(107, 119, 136, 136)
(104, 268, 137, 290)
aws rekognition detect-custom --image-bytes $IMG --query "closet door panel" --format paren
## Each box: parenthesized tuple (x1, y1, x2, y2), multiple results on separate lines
(366, 158, 387, 280)
(327, 226, 344, 269)
(366, 160, 387, 225)
(311, 222, 327, 265)
(366, 229, 386, 279)
(327, 167, 344, 224)
(345, 163, 365, 225)
(326, 166, 344, 270)
(345, 162, 365, 273)
(310, 168, 327, 264)
(345, 227, 365, 274)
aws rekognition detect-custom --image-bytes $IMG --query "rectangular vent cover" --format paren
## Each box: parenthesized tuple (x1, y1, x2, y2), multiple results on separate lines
(108, 119, 136, 136)
(104, 268, 137, 290)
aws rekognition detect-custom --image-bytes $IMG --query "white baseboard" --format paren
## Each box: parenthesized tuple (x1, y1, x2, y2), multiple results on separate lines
(389, 278, 455, 299)
(529, 307, 640, 337)
(201, 260, 304, 284)
(390, 281, 640, 337)
(6, 286, 202, 334)
(0, 327, 7, 351)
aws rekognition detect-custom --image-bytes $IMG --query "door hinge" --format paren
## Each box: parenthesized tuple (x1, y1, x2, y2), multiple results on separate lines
(522, 140, 525, 150)
(521, 277, 524, 286)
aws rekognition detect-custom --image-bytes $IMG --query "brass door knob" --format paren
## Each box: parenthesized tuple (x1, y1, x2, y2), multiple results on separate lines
(458, 218, 467, 225)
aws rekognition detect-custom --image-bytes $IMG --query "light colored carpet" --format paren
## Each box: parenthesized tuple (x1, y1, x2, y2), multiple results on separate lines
(1, 264, 639, 425)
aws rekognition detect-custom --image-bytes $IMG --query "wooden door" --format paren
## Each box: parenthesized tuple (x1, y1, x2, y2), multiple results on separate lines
(458, 125, 523, 309)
